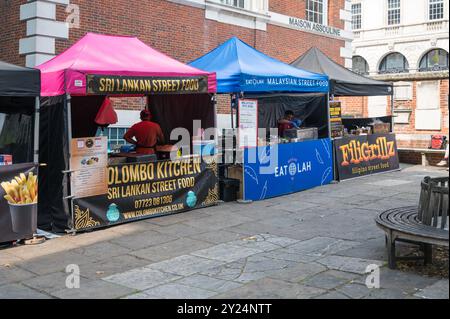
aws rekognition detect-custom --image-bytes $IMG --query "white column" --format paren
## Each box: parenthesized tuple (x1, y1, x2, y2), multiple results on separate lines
(19, 0, 70, 67)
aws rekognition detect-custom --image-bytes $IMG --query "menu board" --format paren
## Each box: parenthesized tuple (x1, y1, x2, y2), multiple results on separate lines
(238, 99, 258, 148)
(329, 101, 343, 138)
(70, 136, 108, 198)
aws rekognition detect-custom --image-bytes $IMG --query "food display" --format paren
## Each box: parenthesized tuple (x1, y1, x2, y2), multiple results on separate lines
(1, 172, 38, 204)
(81, 156, 100, 166)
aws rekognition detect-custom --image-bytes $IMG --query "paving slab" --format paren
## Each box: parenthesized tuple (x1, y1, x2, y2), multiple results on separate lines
(148, 255, 226, 276)
(72, 254, 151, 279)
(414, 279, 449, 299)
(213, 278, 326, 299)
(15, 251, 94, 276)
(142, 283, 218, 299)
(0, 264, 36, 286)
(109, 230, 177, 250)
(72, 241, 131, 261)
(22, 271, 75, 294)
(51, 280, 135, 299)
(102, 267, 181, 290)
(227, 234, 299, 252)
(191, 243, 263, 263)
(302, 270, 359, 290)
(336, 283, 372, 299)
(0, 283, 52, 299)
(175, 274, 243, 293)
(314, 291, 350, 299)
(130, 237, 213, 262)
(316, 255, 384, 274)
(286, 237, 361, 257)
(200, 254, 298, 284)
(268, 262, 327, 283)
(187, 230, 249, 244)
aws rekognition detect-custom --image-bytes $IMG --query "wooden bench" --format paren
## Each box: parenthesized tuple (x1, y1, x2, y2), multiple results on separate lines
(375, 176, 449, 269)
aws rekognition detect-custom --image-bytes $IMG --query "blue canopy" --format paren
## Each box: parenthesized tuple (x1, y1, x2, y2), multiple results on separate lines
(190, 37, 329, 94)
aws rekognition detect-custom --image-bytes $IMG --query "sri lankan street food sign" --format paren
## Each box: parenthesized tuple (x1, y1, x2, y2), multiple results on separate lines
(72, 156, 218, 231)
(86, 74, 209, 95)
(333, 133, 400, 181)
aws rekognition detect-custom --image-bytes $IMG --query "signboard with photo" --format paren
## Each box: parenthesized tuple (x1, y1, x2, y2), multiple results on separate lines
(70, 136, 108, 198)
(329, 101, 343, 138)
(0, 163, 38, 243)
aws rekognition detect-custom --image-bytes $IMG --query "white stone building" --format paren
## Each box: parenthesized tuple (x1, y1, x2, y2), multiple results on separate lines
(347, 0, 449, 155)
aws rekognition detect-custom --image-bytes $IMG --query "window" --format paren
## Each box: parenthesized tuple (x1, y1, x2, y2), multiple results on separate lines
(352, 56, 369, 75)
(387, 0, 400, 25)
(352, 3, 362, 30)
(429, 0, 444, 20)
(306, 0, 326, 24)
(394, 82, 413, 100)
(220, 0, 245, 9)
(96, 127, 130, 152)
(379, 53, 409, 74)
(419, 49, 449, 72)
(415, 81, 441, 130)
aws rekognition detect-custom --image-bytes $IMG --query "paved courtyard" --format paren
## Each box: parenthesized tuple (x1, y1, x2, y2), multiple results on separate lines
(0, 164, 448, 299)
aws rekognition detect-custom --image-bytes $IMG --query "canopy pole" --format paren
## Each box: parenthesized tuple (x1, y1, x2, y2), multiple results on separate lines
(33, 96, 40, 163)
(327, 93, 331, 138)
(390, 90, 394, 132)
(66, 93, 75, 234)
(230, 94, 234, 130)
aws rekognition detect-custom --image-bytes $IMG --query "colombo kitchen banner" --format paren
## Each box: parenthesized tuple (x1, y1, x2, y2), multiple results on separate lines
(72, 156, 218, 231)
(334, 133, 399, 181)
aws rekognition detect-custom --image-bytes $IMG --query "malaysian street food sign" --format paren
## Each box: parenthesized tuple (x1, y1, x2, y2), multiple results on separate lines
(333, 133, 400, 180)
(86, 75, 209, 95)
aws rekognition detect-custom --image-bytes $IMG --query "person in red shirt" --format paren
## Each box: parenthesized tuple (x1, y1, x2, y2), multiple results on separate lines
(123, 110, 165, 155)
(278, 110, 295, 137)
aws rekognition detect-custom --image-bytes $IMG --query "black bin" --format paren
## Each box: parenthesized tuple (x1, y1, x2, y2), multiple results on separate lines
(219, 178, 240, 202)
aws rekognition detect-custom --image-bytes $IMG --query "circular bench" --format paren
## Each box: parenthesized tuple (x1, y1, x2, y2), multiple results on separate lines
(375, 177, 449, 269)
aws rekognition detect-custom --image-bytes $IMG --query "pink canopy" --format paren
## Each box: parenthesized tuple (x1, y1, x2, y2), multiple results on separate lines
(37, 33, 216, 96)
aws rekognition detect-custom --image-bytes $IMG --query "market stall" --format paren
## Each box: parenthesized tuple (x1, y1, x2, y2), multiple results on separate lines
(37, 33, 219, 233)
(190, 37, 332, 201)
(291, 48, 399, 181)
(0, 60, 40, 243)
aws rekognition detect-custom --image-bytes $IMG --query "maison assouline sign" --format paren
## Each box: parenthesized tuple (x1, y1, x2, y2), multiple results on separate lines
(86, 75, 209, 95)
(289, 17, 341, 37)
(333, 133, 400, 181)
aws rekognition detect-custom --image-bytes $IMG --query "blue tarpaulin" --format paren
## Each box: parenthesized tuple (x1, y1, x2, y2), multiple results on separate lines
(190, 37, 329, 94)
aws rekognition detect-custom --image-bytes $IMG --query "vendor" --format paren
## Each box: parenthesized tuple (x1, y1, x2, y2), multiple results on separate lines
(123, 109, 165, 155)
(278, 110, 302, 137)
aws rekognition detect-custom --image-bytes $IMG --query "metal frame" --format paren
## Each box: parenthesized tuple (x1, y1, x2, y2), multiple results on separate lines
(64, 93, 76, 235)
(33, 96, 40, 163)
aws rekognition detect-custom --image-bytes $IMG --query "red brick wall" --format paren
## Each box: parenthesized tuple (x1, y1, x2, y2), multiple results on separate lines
(398, 150, 446, 166)
(269, 0, 305, 18)
(339, 96, 368, 118)
(394, 79, 448, 149)
(1, 0, 346, 115)
(0, 0, 27, 66)
(52, 0, 345, 112)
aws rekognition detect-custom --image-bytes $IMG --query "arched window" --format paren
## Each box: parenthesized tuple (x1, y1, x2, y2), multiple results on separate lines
(379, 53, 409, 74)
(419, 49, 449, 72)
(352, 56, 369, 75)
